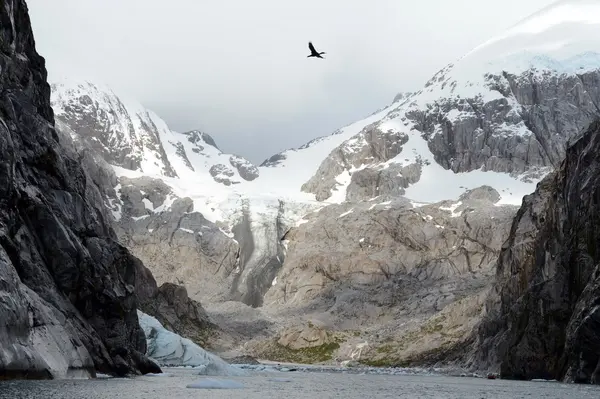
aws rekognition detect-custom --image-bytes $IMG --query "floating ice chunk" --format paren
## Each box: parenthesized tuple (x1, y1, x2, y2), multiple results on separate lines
(145, 372, 174, 377)
(186, 378, 245, 389)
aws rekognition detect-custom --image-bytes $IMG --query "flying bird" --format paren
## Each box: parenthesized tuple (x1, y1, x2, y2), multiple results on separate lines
(307, 41, 326, 59)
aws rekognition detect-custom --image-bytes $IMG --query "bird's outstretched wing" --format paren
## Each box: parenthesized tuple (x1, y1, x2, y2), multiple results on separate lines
(308, 41, 317, 53)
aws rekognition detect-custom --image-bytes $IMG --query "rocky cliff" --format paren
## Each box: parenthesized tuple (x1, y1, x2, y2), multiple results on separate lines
(0, 0, 162, 378)
(241, 187, 518, 365)
(474, 119, 600, 384)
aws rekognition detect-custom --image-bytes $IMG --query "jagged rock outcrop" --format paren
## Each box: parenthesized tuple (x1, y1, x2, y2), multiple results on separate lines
(420, 70, 600, 175)
(209, 164, 237, 185)
(473, 119, 600, 384)
(301, 124, 410, 201)
(345, 162, 423, 202)
(0, 0, 160, 378)
(183, 130, 220, 152)
(230, 155, 259, 181)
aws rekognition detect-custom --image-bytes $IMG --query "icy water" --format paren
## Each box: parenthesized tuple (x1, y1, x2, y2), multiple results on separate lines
(2, 367, 600, 399)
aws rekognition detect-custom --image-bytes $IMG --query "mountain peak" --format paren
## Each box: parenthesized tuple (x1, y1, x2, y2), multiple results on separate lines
(51, 79, 260, 187)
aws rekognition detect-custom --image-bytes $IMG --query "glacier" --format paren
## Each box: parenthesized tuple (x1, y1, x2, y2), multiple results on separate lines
(137, 310, 246, 376)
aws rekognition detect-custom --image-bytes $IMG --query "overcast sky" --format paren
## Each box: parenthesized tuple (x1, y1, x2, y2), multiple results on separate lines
(27, 0, 555, 164)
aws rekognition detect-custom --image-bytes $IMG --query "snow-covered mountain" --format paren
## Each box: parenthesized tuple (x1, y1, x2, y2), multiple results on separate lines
(263, 0, 600, 206)
(52, 79, 259, 187)
(48, 0, 600, 366)
(52, 0, 600, 212)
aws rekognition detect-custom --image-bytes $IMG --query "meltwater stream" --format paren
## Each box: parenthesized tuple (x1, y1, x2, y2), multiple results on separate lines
(2, 366, 600, 399)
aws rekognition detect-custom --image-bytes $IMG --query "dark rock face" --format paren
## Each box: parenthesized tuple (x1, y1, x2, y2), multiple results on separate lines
(183, 130, 220, 151)
(418, 70, 600, 176)
(475, 119, 600, 384)
(0, 0, 160, 379)
(260, 152, 287, 167)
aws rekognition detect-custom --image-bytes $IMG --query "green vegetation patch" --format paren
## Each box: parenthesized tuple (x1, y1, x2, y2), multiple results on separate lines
(258, 333, 346, 364)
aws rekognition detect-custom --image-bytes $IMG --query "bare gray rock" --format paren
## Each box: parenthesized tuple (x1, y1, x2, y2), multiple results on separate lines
(346, 162, 422, 201)
(230, 155, 259, 181)
(183, 130, 220, 152)
(254, 188, 517, 365)
(113, 178, 240, 304)
(267, 191, 514, 307)
(209, 164, 237, 186)
(301, 125, 409, 201)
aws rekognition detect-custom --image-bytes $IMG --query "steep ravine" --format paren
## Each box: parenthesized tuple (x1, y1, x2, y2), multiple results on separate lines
(472, 119, 600, 384)
(230, 199, 290, 307)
